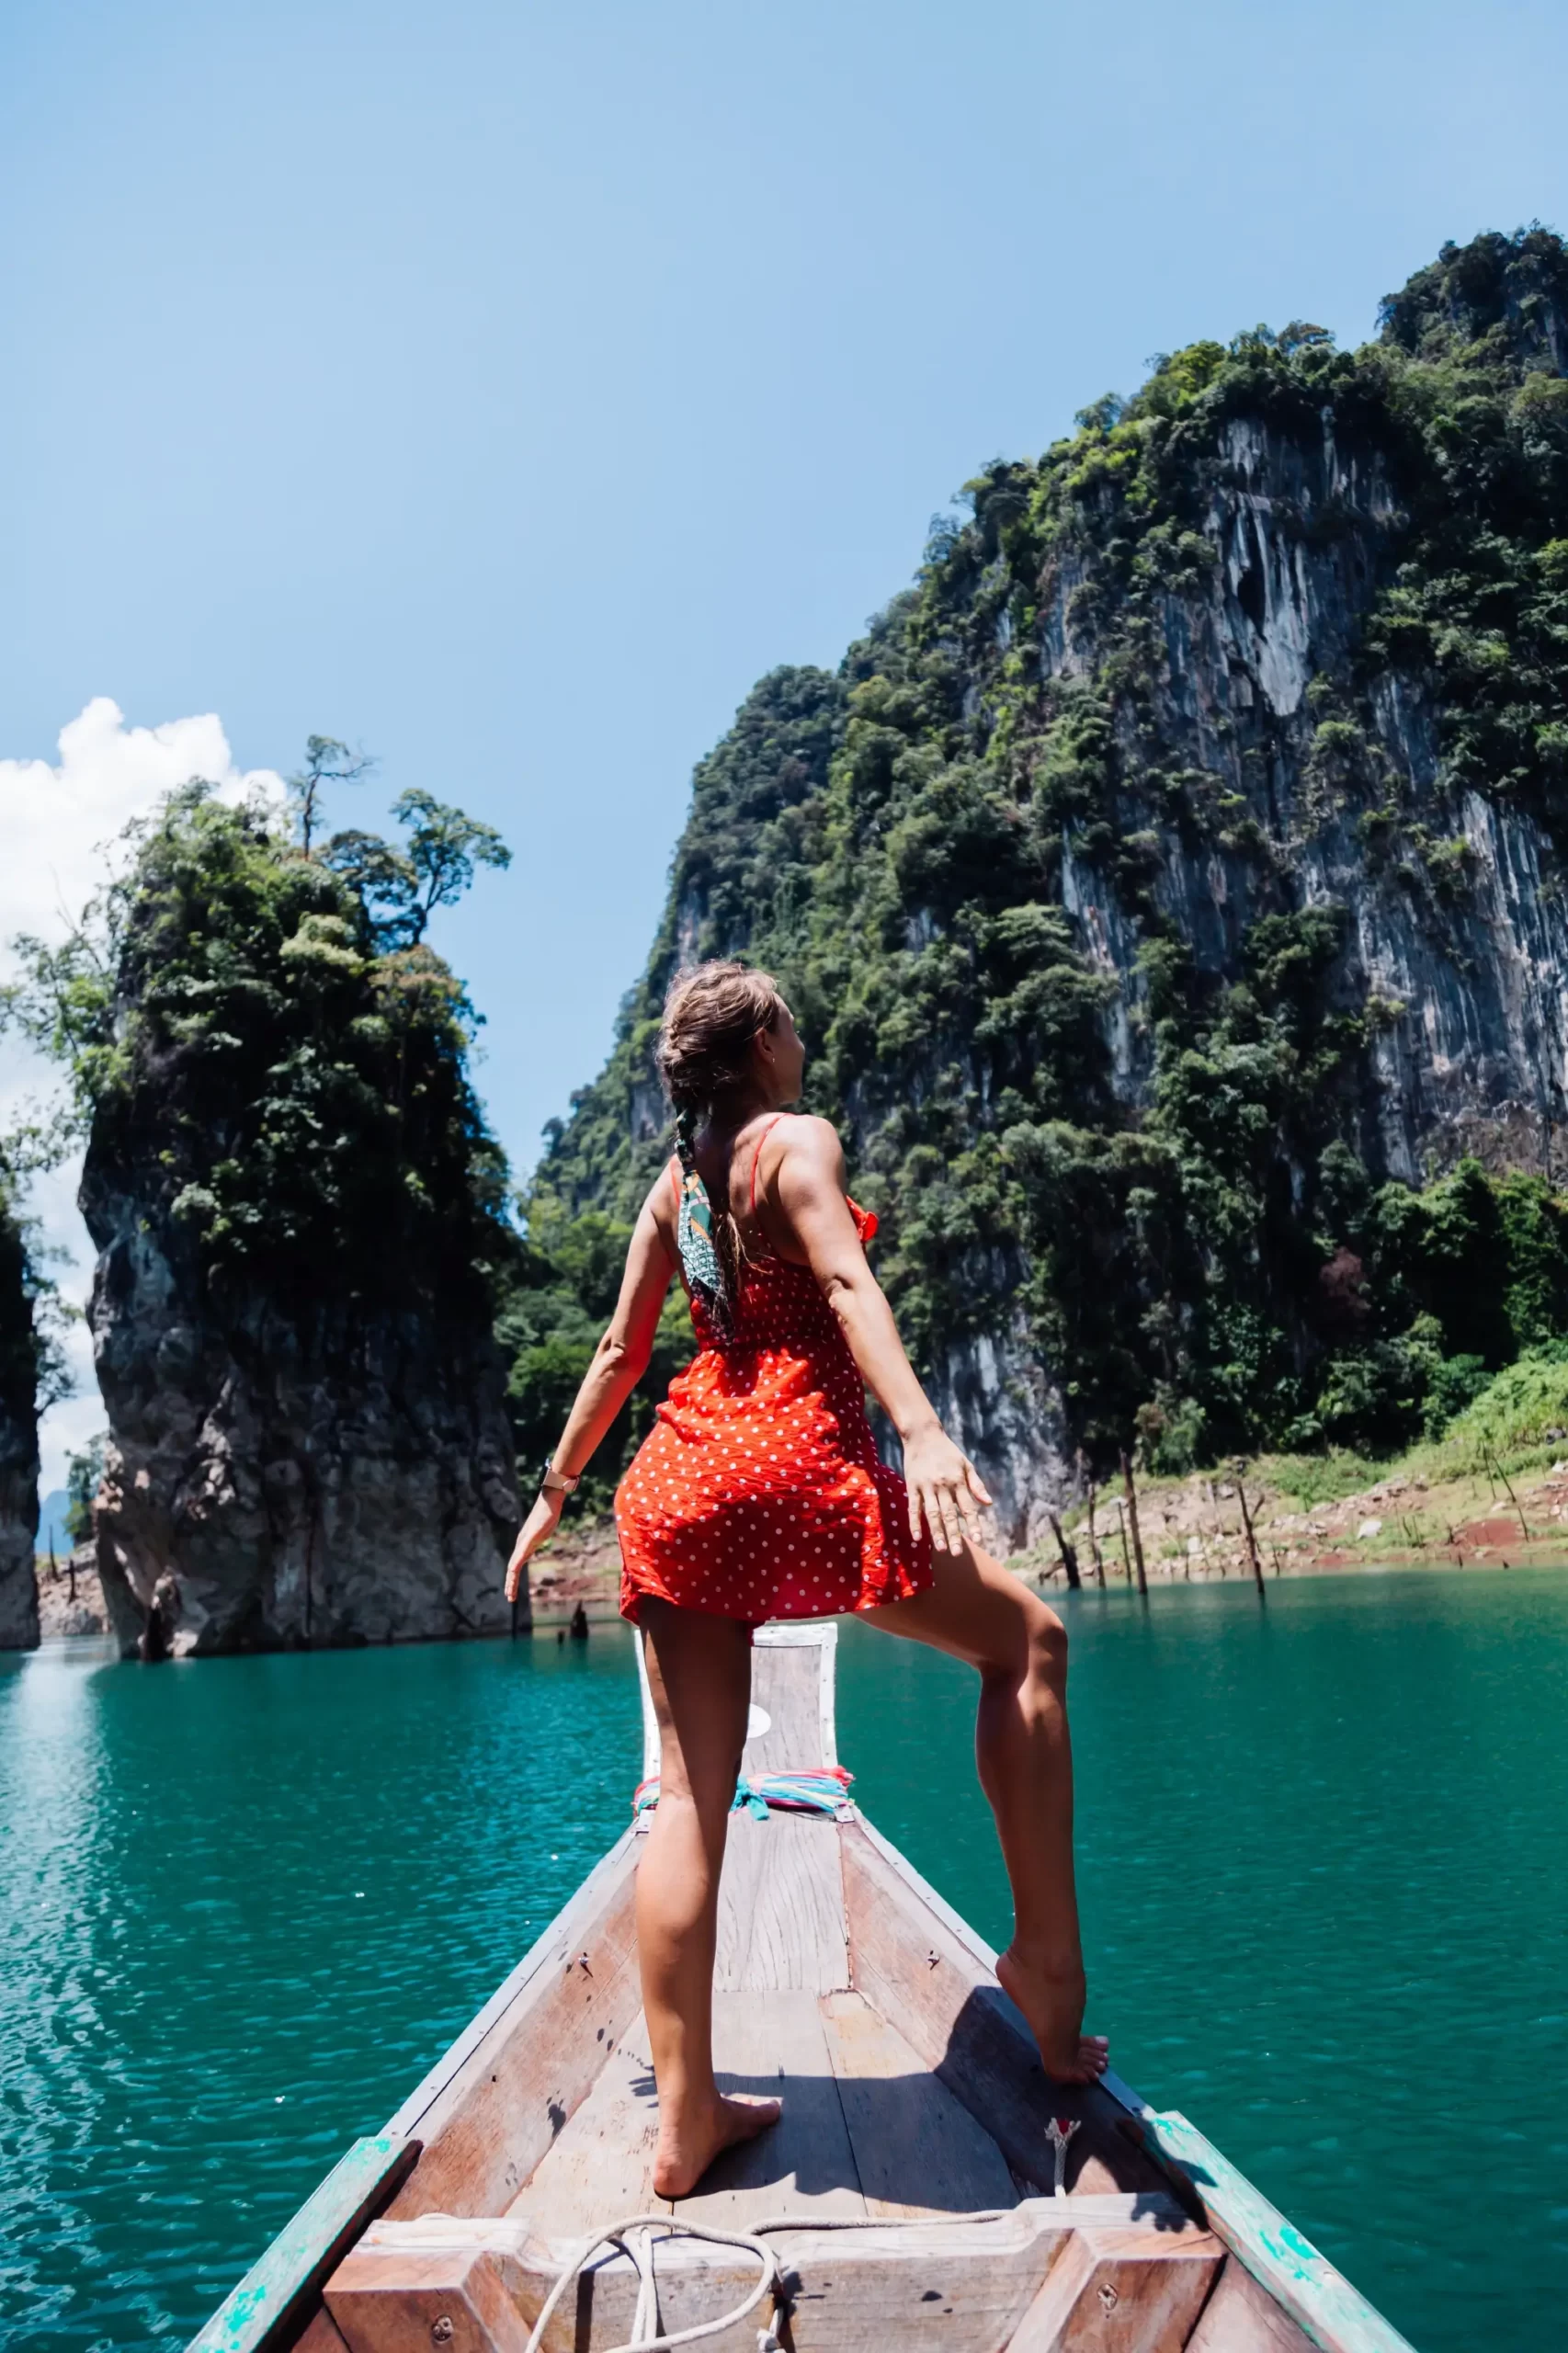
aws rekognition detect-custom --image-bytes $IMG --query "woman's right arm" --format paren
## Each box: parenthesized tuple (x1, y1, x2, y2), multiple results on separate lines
(504, 1184, 676, 1602)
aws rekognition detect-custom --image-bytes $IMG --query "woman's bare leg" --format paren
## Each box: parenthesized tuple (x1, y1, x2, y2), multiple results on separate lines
(863, 1543, 1108, 2084)
(637, 1598, 782, 2195)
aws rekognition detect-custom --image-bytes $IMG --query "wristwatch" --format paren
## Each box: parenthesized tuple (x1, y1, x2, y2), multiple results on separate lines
(540, 1461, 581, 1496)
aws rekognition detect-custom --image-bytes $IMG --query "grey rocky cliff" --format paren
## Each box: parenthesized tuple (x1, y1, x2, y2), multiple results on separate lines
(541, 234, 1568, 1544)
(85, 1182, 523, 1658)
(1048, 409, 1567, 1178)
(0, 1207, 40, 1650)
(0, 1411, 39, 1650)
(959, 419, 1568, 1537)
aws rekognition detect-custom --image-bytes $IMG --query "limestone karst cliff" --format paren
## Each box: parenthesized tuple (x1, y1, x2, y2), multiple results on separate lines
(42, 783, 521, 1654)
(0, 1195, 40, 1649)
(84, 1233, 521, 1654)
(527, 230, 1568, 1544)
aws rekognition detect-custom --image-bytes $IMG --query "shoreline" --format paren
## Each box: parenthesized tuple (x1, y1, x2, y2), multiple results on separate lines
(25, 1493, 1567, 1656)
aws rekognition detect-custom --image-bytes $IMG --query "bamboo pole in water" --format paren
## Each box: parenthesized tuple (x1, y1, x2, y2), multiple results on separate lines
(1487, 1448, 1530, 1544)
(1080, 1458, 1107, 1585)
(1233, 1462, 1267, 1602)
(1120, 1450, 1148, 1595)
(1047, 1511, 1082, 1588)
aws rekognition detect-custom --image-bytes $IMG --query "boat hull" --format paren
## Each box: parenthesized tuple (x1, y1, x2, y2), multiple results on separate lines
(189, 1624, 1415, 2353)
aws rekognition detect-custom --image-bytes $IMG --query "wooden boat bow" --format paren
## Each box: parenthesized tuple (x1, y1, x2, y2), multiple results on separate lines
(189, 1622, 1415, 2353)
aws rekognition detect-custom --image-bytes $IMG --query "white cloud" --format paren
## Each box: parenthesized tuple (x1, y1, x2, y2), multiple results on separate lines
(1, 699, 285, 1495)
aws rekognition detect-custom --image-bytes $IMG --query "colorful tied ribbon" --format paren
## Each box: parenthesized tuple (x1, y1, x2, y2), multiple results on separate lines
(677, 1168, 726, 1308)
(633, 1765, 854, 1822)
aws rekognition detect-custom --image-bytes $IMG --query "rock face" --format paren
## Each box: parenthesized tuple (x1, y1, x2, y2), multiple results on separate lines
(1051, 404, 1567, 1183)
(539, 232, 1568, 1543)
(0, 1203, 40, 1650)
(35, 1546, 105, 1640)
(70, 789, 525, 1656)
(85, 1192, 522, 1655)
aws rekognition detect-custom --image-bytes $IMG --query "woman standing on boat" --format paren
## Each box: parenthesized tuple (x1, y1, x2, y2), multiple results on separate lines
(506, 961, 1106, 2197)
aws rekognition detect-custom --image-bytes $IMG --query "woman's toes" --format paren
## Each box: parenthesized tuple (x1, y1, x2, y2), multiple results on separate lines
(654, 2092, 783, 2197)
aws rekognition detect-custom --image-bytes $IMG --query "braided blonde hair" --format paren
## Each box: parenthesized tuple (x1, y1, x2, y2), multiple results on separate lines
(657, 961, 785, 1314)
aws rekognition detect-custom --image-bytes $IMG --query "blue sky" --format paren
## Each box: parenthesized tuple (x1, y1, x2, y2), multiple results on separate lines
(4, 0, 1566, 1183)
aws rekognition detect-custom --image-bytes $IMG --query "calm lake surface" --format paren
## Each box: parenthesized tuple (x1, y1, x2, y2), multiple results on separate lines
(4, 1569, 1566, 2353)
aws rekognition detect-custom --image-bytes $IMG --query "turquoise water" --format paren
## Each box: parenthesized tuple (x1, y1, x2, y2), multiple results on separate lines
(3, 1572, 1565, 2351)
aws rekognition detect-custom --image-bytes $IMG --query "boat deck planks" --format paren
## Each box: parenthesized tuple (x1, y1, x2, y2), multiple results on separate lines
(818, 1989, 1018, 2217)
(513, 2010, 664, 2237)
(712, 1812, 850, 1995)
(673, 1990, 870, 2224)
(1186, 2259, 1318, 2353)
(199, 1618, 1418, 2353)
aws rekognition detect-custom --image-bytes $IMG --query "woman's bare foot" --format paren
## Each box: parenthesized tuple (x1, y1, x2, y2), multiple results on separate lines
(996, 1947, 1109, 2085)
(653, 2091, 783, 2199)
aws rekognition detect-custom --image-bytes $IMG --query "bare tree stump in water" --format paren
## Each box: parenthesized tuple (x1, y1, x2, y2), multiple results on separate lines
(1233, 1461, 1267, 1602)
(1046, 1512, 1081, 1588)
(1119, 1451, 1148, 1595)
(1076, 1452, 1107, 1584)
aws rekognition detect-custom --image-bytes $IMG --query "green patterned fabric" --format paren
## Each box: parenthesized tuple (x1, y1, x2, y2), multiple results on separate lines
(677, 1168, 724, 1304)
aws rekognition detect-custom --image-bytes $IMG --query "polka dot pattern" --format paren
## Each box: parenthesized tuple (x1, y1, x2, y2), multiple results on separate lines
(616, 1198, 934, 1628)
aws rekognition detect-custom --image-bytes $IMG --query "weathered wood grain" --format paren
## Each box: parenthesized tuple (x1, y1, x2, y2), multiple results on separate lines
(290, 2307, 352, 2352)
(326, 2217, 539, 2353)
(1185, 2256, 1318, 2353)
(383, 1838, 642, 2222)
(512, 2011, 666, 2238)
(338, 2207, 1154, 2353)
(636, 1621, 839, 1791)
(839, 1819, 1170, 2203)
(745, 1626, 839, 1775)
(714, 1813, 850, 1995)
(817, 1989, 1017, 2217)
(673, 1989, 868, 2225)
(1009, 2223, 1222, 2352)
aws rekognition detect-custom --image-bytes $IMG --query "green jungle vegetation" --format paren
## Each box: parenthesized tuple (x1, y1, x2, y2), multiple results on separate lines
(11, 233, 1568, 1520)
(10, 747, 516, 1331)
(0, 1115, 73, 1491)
(518, 228, 1568, 1492)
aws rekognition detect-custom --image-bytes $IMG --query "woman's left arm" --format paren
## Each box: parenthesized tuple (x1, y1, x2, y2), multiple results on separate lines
(505, 1188, 676, 1602)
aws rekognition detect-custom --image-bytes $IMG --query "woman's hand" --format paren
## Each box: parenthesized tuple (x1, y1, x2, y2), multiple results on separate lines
(506, 1489, 564, 1603)
(902, 1419, 994, 1555)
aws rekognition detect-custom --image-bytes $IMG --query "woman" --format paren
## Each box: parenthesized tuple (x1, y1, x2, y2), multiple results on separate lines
(506, 961, 1105, 2198)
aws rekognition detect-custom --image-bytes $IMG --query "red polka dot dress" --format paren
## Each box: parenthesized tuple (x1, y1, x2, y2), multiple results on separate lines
(615, 1136, 934, 1627)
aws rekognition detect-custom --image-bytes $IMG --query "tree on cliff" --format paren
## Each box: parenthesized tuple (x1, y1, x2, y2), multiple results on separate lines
(520, 229, 1568, 1518)
(10, 771, 521, 1654)
(16, 780, 514, 1311)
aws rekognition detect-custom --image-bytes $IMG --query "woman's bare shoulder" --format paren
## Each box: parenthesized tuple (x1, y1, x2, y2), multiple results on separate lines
(769, 1113, 846, 1191)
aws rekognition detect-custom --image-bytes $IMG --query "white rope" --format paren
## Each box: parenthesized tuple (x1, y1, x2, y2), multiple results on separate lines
(522, 2213, 781, 2353)
(752, 2209, 1011, 2231)
(520, 2207, 1021, 2353)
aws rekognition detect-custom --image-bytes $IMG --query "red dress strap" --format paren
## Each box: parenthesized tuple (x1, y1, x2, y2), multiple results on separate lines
(750, 1114, 786, 1211)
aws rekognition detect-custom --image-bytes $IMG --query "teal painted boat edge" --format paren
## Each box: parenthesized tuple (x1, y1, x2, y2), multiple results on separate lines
(183, 2132, 420, 2353)
(853, 1812, 1415, 2353)
(1100, 2085, 1417, 2353)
